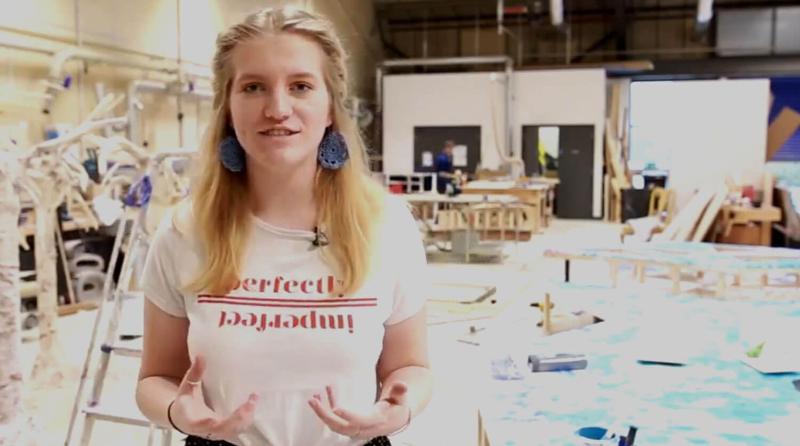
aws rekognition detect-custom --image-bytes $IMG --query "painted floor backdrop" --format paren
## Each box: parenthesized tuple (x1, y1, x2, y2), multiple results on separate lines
(479, 287, 800, 446)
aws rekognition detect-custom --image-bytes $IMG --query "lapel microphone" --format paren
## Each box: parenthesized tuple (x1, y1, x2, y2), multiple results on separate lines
(312, 226, 329, 247)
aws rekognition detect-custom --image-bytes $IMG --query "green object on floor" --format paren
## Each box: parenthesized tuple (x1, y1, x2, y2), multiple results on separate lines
(746, 341, 765, 358)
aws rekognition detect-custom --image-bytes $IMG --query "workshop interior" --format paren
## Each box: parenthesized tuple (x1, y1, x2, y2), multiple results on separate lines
(1, 0, 799, 445)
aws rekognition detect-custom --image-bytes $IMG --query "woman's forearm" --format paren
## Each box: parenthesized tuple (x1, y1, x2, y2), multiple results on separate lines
(135, 375, 182, 427)
(379, 365, 433, 417)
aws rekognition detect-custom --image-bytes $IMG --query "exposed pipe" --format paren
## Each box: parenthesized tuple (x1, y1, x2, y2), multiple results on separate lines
(384, 0, 797, 28)
(503, 62, 521, 177)
(0, 29, 214, 118)
(127, 80, 169, 146)
(126, 79, 213, 146)
(74, 0, 84, 120)
(696, 0, 714, 32)
(174, 81, 213, 100)
(381, 56, 511, 68)
(497, 0, 504, 35)
(550, 0, 564, 27)
(697, 0, 714, 23)
(41, 48, 79, 114)
(0, 26, 211, 76)
(38, 45, 211, 116)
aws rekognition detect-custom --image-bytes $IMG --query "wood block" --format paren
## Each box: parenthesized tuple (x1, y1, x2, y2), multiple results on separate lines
(609, 261, 620, 287)
(670, 266, 681, 294)
(542, 293, 552, 334)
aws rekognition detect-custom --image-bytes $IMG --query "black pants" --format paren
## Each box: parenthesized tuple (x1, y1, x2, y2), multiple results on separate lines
(184, 435, 391, 446)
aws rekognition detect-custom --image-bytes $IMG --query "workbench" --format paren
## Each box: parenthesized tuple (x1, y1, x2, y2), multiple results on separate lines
(402, 192, 519, 223)
(715, 205, 782, 246)
(462, 180, 555, 231)
(402, 193, 530, 262)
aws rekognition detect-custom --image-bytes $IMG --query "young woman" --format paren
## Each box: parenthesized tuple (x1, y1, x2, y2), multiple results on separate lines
(135, 7, 431, 446)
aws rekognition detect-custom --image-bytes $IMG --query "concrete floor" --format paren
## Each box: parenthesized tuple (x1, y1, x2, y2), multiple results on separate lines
(18, 218, 799, 446)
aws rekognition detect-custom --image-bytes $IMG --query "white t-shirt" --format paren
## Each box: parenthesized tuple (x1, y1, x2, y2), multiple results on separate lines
(140, 195, 428, 446)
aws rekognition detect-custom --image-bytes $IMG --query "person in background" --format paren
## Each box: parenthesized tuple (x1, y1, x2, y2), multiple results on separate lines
(435, 140, 455, 194)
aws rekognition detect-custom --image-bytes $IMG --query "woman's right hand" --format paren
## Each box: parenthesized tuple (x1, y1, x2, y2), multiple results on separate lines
(169, 355, 259, 442)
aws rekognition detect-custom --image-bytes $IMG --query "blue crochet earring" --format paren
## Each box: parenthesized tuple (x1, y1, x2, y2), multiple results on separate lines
(318, 127, 349, 170)
(219, 134, 246, 173)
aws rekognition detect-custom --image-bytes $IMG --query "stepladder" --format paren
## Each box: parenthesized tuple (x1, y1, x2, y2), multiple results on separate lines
(64, 149, 197, 446)
(64, 204, 174, 446)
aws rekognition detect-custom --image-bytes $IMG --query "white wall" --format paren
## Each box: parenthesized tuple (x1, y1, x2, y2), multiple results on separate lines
(513, 69, 606, 217)
(383, 68, 606, 217)
(382, 72, 507, 175)
(630, 79, 770, 208)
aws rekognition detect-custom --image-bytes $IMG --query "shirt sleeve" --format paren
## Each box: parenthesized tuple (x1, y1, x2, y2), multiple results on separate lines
(384, 197, 429, 326)
(140, 216, 187, 318)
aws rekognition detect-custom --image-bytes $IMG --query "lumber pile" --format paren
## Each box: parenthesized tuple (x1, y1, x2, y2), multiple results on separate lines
(652, 184, 729, 242)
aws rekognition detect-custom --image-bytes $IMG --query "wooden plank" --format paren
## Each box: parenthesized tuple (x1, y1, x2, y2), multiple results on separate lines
(604, 119, 630, 188)
(621, 107, 631, 173)
(610, 177, 623, 223)
(604, 174, 611, 222)
(604, 126, 619, 181)
(691, 185, 728, 242)
(761, 172, 774, 209)
(57, 301, 98, 316)
(610, 82, 621, 121)
(655, 188, 714, 241)
(674, 189, 716, 242)
(726, 206, 781, 223)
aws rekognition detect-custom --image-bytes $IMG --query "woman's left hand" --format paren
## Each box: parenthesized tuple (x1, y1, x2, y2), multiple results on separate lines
(308, 383, 411, 439)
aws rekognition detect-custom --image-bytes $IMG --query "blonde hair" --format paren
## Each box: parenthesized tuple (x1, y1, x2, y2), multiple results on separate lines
(186, 6, 385, 296)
